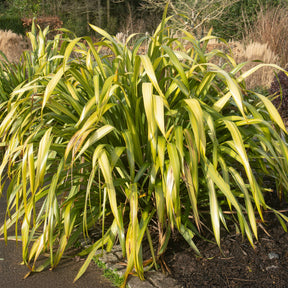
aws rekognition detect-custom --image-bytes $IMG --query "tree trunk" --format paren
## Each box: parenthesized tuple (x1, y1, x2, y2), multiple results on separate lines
(86, 0, 90, 32)
(98, 0, 102, 27)
(107, 0, 110, 26)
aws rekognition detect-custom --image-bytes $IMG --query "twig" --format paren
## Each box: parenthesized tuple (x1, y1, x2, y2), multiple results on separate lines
(228, 278, 256, 282)
(258, 223, 271, 237)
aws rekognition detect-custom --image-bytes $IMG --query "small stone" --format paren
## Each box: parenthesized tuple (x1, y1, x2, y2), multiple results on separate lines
(105, 260, 125, 271)
(147, 271, 183, 288)
(79, 238, 92, 248)
(127, 276, 154, 288)
(74, 256, 81, 262)
(110, 245, 122, 253)
(109, 265, 126, 277)
(113, 250, 124, 260)
(266, 265, 278, 271)
(94, 250, 104, 257)
(268, 252, 280, 260)
(98, 253, 119, 264)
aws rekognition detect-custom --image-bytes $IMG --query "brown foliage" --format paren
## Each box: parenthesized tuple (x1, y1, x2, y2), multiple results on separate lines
(234, 41, 280, 89)
(244, 5, 288, 68)
(22, 16, 63, 39)
(205, 39, 280, 89)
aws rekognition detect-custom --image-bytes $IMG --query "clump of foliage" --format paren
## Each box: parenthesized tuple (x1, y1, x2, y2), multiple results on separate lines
(211, 0, 287, 40)
(0, 16, 25, 35)
(270, 66, 288, 120)
(1, 9, 288, 287)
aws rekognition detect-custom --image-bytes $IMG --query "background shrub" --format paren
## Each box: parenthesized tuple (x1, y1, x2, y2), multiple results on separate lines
(0, 16, 25, 35)
(22, 16, 63, 39)
(211, 0, 286, 40)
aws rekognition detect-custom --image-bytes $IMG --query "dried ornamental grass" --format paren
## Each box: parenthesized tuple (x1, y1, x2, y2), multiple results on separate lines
(0, 30, 29, 62)
(245, 5, 288, 67)
(232, 41, 280, 89)
(205, 39, 280, 89)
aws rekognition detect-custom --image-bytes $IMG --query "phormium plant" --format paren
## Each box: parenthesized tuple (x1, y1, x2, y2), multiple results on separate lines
(1, 10, 288, 287)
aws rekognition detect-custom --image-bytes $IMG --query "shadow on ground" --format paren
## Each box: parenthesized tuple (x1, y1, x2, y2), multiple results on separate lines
(0, 182, 114, 288)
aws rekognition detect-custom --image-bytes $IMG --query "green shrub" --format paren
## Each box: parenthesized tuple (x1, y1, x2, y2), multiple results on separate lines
(1, 13, 288, 288)
(211, 0, 286, 40)
(0, 16, 25, 35)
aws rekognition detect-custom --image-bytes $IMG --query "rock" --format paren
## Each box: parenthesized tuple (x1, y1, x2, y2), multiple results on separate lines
(98, 253, 119, 264)
(147, 271, 183, 288)
(268, 252, 280, 260)
(113, 251, 123, 260)
(109, 264, 126, 277)
(110, 245, 122, 253)
(94, 250, 104, 257)
(266, 265, 278, 271)
(127, 276, 154, 288)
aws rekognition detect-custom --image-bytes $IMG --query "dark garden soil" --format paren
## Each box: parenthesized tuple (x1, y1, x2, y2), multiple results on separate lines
(164, 202, 288, 287)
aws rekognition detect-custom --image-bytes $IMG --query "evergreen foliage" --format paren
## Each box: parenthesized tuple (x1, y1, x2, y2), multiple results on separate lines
(0, 3, 288, 287)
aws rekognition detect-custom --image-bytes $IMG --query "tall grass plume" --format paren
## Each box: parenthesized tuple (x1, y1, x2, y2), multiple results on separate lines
(0, 30, 28, 62)
(244, 4, 288, 67)
(234, 41, 280, 89)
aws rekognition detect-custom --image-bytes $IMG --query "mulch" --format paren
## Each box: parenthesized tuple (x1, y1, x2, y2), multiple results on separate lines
(165, 207, 288, 287)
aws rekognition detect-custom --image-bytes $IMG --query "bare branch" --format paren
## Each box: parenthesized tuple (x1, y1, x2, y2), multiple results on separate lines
(140, 0, 240, 36)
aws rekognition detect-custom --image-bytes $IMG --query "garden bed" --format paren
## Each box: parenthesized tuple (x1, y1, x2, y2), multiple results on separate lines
(165, 206, 288, 287)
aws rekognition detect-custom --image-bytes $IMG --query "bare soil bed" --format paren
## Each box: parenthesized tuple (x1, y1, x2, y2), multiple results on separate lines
(165, 200, 288, 287)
